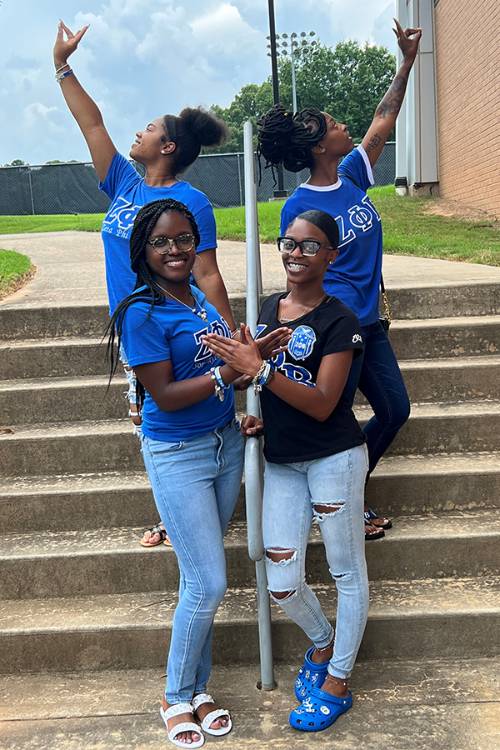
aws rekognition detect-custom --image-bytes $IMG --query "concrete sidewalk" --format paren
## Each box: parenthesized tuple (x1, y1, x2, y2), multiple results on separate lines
(1, 230, 500, 309)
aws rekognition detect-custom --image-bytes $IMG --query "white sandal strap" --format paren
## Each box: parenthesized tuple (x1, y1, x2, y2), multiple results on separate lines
(160, 706, 205, 749)
(200, 708, 230, 733)
(168, 723, 204, 749)
(191, 693, 214, 712)
(163, 702, 194, 720)
(168, 722, 202, 740)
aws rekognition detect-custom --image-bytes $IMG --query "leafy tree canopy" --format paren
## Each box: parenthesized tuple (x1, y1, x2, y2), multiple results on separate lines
(207, 40, 395, 153)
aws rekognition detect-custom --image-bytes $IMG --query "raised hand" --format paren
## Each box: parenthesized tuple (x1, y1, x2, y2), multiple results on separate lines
(254, 324, 292, 360)
(203, 325, 263, 377)
(241, 415, 264, 437)
(393, 18, 422, 63)
(54, 20, 89, 67)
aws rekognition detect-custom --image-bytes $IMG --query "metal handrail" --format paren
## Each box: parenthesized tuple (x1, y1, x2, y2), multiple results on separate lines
(243, 120, 275, 690)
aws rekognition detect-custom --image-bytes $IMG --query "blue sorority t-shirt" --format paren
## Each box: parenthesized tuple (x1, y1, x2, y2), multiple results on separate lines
(120, 285, 234, 442)
(99, 153, 217, 314)
(280, 146, 383, 326)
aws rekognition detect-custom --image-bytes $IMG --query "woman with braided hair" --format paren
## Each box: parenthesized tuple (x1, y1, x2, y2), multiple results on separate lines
(258, 19, 422, 541)
(107, 198, 289, 748)
(53, 21, 236, 547)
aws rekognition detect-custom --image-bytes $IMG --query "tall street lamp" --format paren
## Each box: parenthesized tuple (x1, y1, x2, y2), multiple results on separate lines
(274, 31, 317, 186)
(266, 0, 287, 198)
(276, 31, 317, 115)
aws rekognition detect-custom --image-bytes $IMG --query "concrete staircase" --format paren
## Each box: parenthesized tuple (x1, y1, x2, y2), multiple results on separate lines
(0, 282, 499, 748)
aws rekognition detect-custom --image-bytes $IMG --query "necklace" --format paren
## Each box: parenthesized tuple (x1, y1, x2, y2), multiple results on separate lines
(279, 293, 327, 322)
(162, 288, 208, 321)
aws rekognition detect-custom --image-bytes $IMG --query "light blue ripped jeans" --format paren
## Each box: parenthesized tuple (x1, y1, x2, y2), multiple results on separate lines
(140, 419, 244, 703)
(263, 443, 369, 679)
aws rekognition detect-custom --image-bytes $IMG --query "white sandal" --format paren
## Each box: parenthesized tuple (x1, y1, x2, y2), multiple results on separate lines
(160, 701, 205, 749)
(192, 693, 232, 737)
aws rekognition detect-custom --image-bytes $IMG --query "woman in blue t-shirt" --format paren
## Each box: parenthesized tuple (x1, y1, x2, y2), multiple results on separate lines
(257, 19, 422, 540)
(54, 20, 236, 546)
(107, 198, 288, 748)
(203, 210, 369, 735)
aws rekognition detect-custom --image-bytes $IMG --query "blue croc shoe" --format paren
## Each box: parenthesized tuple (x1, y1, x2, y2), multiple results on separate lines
(289, 686, 352, 732)
(294, 646, 329, 701)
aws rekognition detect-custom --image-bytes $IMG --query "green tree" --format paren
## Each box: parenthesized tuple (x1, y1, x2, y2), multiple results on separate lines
(5, 159, 26, 166)
(207, 40, 396, 152)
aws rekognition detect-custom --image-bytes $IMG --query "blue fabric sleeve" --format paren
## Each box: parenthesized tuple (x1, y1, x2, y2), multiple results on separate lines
(99, 153, 139, 201)
(193, 202, 217, 253)
(338, 146, 374, 191)
(121, 303, 171, 367)
(280, 202, 296, 236)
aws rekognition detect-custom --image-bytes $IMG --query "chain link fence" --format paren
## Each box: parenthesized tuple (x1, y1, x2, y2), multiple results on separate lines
(0, 143, 394, 215)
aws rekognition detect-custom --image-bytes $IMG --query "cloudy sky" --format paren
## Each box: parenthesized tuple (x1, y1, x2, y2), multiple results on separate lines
(0, 0, 395, 165)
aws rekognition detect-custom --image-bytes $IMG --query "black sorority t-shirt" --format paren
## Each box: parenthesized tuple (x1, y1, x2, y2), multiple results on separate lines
(256, 293, 366, 464)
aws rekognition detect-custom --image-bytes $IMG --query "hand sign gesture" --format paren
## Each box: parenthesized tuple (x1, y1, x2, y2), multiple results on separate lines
(393, 18, 422, 63)
(53, 20, 89, 67)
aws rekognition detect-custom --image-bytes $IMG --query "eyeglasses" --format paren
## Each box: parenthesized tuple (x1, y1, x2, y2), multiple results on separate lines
(277, 236, 332, 257)
(147, 233, 196, 254)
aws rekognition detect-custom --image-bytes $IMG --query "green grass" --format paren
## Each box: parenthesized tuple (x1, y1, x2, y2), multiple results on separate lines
(0, 214, 105, 234)
(0, 186, 498, 265)
(0, 249, 34, 299)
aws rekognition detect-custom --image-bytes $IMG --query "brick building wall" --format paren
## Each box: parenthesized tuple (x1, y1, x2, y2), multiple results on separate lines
(434, 0, 500, 217)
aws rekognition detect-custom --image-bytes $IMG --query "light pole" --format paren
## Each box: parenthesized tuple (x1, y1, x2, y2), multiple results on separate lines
(275, 31, 317, 115)
(273, 31, 317, 186)
(266, 0, 287, 198)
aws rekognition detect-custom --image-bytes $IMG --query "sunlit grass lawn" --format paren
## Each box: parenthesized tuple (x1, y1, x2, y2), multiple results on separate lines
(0, 249, 34, 299)
(0, 186, 498, 265)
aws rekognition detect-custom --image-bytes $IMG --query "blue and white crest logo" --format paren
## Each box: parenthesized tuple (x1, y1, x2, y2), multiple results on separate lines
(288, 325, 316, 361)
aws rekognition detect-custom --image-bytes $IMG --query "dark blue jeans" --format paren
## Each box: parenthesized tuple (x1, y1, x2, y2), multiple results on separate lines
(347, 320, 410, 475)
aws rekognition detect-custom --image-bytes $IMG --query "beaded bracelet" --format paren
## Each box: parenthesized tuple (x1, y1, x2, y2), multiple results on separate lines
(210, 366, 229, 401)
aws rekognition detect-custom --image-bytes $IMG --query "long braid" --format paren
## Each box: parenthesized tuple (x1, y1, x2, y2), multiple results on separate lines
(257, 104, 327, 175)
(105, 199, 200, 411)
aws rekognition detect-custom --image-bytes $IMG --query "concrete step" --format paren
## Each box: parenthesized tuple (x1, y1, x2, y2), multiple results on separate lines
(1, 282, 499, 340)
(2, 402, 500, 477)
(1, 657, 498, 749)
(2, 355, 499, 426)
(0, 576, 498, 673)
(1, 452, 498, 534)
(1, 316, 499, 383)
(0, 511, 498, 601)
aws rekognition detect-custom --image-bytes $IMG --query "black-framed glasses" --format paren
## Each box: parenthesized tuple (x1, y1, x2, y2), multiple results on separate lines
(147, 233, 196, 254)
(277, 236, 332, 257)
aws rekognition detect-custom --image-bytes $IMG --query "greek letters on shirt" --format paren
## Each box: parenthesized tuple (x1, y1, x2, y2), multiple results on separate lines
(102, 197, 142, 239)
(336, 195, 381, 248)
(193, 318, 231, 368)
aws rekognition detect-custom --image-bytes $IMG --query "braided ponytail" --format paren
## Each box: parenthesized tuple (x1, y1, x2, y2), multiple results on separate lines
(257, 104, 327, 174)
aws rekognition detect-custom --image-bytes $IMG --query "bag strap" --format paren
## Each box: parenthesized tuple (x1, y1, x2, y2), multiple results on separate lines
(380, 274, 392, 323)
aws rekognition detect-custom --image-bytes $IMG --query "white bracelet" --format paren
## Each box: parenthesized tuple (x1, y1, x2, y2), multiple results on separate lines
(56, 68, 73, 83)
(55, 62, 70, 74)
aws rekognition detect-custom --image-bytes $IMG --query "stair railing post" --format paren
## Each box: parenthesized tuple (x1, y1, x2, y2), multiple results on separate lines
(243, 120, 276, 690)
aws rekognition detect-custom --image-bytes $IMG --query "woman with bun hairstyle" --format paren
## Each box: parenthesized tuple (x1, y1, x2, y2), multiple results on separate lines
(54, 21, 236, 546)
(203, 209, 368, 735)
(257, 20, 422, 541)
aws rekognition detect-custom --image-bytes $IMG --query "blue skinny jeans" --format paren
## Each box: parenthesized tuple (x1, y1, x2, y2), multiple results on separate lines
(347, 320, 410, 475)
(140, 419, 244, 704)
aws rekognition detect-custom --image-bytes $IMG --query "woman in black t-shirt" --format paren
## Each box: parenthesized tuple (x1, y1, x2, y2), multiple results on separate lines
(203, 210, 369, 734)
